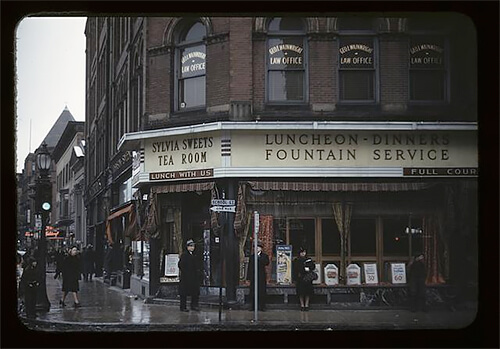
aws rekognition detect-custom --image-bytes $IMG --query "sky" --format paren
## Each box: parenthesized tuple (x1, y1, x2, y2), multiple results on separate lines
(15, 17, 87, 173)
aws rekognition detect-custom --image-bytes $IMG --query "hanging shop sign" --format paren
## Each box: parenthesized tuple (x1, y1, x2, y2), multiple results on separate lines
(276, 245, 292, 285)
(391, 263, 407, 284)
(324, 263, 339, 286)
(346, 263, 361, 285)
(136, 124, 477, 183)
(363, 263, 379, 284)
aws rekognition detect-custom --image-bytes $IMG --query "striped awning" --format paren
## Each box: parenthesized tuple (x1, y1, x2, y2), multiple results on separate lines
(247, 181, 433, 192)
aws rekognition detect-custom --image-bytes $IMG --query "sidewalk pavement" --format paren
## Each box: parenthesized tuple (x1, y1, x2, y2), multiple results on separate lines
(19, 271, 478, 332)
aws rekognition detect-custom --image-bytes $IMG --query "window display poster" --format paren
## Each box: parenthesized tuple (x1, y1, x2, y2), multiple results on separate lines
(165, 254, 180, 277)
(313, 263, 321, 284)
(391, 263, 407, 284)
(363, 263, 378, 284)
(346, 263, 361, 285)
(276, 245, 292, 285)
(324, 263, 339, 285)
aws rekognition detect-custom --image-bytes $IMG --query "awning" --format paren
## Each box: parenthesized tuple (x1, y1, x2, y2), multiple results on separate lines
(247, 181, 434, 192)
(53, 219, 74, 227)
(105, 204, 137, 244)
(150, 181, 214, 194)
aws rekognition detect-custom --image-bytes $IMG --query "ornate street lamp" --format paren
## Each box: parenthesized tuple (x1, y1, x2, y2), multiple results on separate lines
(35, 142, 51, 312)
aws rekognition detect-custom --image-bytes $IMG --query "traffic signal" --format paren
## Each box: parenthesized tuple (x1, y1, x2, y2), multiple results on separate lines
(36, 180, 52, 213)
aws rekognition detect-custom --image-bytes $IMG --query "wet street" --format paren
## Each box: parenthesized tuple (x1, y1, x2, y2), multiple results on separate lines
(19, 271, 477, 332)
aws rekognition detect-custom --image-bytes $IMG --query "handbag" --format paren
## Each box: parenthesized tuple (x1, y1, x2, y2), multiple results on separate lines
(302, 271, 318, 283)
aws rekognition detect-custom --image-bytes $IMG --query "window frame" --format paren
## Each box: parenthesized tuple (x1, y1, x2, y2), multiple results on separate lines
(408, 34, 449, 104)
(265, 17, 309, 105)
(173, 20, 207, 113)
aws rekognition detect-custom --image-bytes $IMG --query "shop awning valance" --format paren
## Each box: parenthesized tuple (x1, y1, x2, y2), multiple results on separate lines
(247, 181, 433, 192)
(150, 181, 215, 194)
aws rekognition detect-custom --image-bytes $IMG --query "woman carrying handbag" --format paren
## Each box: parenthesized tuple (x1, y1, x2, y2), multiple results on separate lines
(293, 247, 317, 311)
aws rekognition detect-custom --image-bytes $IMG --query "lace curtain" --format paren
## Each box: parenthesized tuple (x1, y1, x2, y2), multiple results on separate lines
(332, 202, 352, 283)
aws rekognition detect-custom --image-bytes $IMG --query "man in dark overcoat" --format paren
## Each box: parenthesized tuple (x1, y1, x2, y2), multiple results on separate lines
(247, 241, 270, 311)
(178, 239, 201, 312)
(408, 253, 427, 312)
(19, 257, 41, 319)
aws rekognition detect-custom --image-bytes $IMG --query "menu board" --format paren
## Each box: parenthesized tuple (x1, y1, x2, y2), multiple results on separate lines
(391, 263, 407, 284)
(363, 263, 378, 284)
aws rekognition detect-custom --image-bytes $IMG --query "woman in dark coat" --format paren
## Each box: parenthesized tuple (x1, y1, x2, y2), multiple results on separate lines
(247, 241, 270, 311)
(408, 253, 427, 312)
(178, 239, 202, 312)
(293, 247, 316, 311)
(19, 257, 41, 319)
(60, 246, 82, 308)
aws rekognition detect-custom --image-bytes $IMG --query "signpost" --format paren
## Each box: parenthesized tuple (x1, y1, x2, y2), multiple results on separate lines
(253, 211, 259, 322)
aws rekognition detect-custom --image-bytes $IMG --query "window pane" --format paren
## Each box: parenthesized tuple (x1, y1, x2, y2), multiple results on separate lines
(340, 70, 374, 100)
(322, 219, 341, 255)
(269, 71, 304, 101)
(269, 17, 304, 32)
(180, 22, 206, 42)
(179, 76, 205, 109)
(383, 218, 409, 256)
(288, 218, 315, 256)
(350, 218, 376, 256)
(180, 45, 206, 79)
(410, 70, 445, 100)
(268, 37, 304, 69)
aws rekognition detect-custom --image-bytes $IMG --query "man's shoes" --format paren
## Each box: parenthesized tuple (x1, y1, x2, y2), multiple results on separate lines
(300, 306, 304, 311)
(74, 302, 81, 308)
(191, 307, 200, 311)
(304, 306, 309, 311)
(180, 308, 189, 312)
(59, 300, 66, 307)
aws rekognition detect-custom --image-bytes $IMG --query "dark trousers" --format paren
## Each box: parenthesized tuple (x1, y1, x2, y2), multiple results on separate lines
(24, 288, 38, 318)
(180, 295, 199, 310)
(410, 283, 426, 312)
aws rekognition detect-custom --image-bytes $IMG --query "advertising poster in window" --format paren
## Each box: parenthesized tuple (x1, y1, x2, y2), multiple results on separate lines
(313, 263, 321, 284)
(391, 263, 407, 284)
(363, 263, 379, 284)
(276, 245, 292, 285)
(346, 263, 361, 285)
(164, 254, 180, 282)
(324, 263, 339, 285)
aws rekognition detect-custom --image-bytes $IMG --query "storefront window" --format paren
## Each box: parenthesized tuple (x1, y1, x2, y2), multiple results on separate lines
(288, 218, 315, 256)
(350, 218, 376, 256)
(383, 217, 410, 256)
(321, 218, 341, 256)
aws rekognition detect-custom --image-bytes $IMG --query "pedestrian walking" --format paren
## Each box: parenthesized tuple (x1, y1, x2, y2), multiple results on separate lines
(82, 244, 96, 281)
(178, 239, 202, 312)
(293, 247, 317, 311)
(408, 253, 427, 312)
(19, 257, 41, 319)
(59, 246, 82, 308)
(247, 240, 270, 311)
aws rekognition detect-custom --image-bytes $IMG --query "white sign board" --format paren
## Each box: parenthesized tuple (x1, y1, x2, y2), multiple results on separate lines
(210, 205, 236, 213)
(211, 199, 235, 206)
(363, 263, 379, 284)
(346, 263, 361, 285)
(165, 254, 180, 277)
(312, 263, 321, 284)
(391, 263, 407, 284)
(324, 263, 339, 286)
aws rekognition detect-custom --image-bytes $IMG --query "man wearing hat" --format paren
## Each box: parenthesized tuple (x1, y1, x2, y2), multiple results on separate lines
(178, 239, 202, 311)
(247, 240, 270, 311)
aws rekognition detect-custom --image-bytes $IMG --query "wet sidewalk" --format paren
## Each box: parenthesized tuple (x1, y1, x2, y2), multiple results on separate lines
(20, 272, 477, 332)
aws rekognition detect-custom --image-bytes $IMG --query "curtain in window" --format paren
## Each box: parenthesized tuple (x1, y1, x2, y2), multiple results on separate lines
(145, 192, 159, 239)
(173, 208, 182, 254)
(332, 202, 353, 283)
(259, 215, 274, 283)
(234, 183, 253, 280)
(422, 215, 445, 284)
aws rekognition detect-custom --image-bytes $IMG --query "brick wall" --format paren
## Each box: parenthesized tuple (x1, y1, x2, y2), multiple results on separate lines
(379, 36, 408, 106)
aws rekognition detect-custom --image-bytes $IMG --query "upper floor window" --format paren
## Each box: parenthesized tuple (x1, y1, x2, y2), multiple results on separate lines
(266, 17, 307, 103)
(175, 21, 206, 111)
(409, 36, 447, 102)
(337, 17, 377, 103)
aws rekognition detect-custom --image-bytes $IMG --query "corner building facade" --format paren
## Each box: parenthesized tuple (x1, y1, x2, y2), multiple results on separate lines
(86, 14, 478, 308)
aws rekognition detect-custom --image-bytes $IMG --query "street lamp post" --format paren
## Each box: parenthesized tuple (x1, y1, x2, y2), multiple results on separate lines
(35, 142, 52, 312)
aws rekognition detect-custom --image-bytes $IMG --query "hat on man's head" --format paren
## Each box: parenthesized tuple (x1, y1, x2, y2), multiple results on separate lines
(186, 239, 195, 247)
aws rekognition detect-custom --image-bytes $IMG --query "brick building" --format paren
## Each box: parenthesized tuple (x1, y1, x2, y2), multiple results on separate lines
(85, 14, 477, 308)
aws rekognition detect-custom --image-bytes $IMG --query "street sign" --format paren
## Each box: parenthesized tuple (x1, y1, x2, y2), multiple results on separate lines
(211, 199, 235, 206)
(210, 205, 236, 213)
